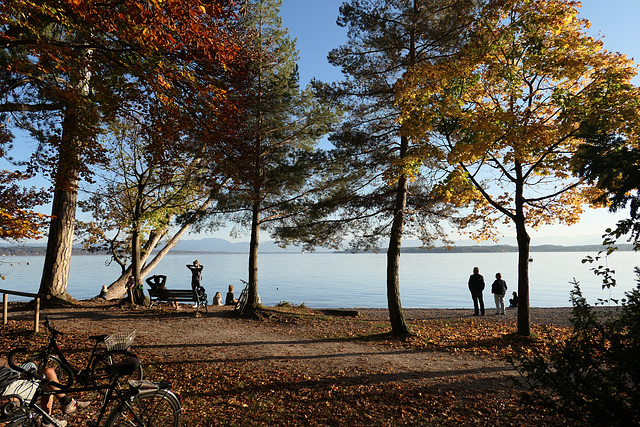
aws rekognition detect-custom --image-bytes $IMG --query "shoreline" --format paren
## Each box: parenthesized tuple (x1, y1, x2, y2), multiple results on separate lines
(5, 300, 622, 328)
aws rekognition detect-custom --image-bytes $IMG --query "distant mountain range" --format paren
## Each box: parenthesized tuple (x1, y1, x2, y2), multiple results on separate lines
(172, 238, 304, 253)
(1, 237, 634, 256)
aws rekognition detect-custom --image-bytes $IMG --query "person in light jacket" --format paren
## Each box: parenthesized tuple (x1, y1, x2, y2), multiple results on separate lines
(491, 272, 508, 315)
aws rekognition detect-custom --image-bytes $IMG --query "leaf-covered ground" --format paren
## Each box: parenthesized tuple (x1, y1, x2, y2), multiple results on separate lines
(0, 302, 585, 426)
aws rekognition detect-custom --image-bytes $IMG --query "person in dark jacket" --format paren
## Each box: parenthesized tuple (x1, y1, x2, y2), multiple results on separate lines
(145, 274, 167, 291)
(491, 272, 508, 315)
(186, 261, 203, 292)
(468, 266, 485, 316)
(509, 291, 519, 308)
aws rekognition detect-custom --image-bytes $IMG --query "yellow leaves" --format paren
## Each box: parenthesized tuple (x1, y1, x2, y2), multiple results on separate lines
(396, 0, 640, 238)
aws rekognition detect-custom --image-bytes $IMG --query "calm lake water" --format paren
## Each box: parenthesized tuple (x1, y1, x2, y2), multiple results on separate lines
(1, 251, 638, 309)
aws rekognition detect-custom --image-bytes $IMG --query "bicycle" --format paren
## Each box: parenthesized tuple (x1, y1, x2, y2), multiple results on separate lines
(2, 348, 181, 427)
(27, 318, 143, 390)
(234, 280, 250, 315)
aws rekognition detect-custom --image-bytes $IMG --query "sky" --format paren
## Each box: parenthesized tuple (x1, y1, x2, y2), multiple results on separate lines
(275, 0, 640, 246)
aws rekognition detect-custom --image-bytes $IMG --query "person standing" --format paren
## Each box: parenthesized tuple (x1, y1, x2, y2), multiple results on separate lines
(468, 266, 485, 316)
(186, 260, 203, 292)
(491, 272, 508, 315)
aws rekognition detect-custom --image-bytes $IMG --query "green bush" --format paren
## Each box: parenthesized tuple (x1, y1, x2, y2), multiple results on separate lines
(508, 269, 640, 426)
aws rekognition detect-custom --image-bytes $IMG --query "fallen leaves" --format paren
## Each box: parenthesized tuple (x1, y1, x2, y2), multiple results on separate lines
(0, 305, 573, 426)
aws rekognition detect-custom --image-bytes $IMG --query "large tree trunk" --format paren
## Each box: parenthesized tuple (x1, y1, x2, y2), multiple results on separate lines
(38, 112, 81, 301)
(38, 179, 78, 300)
(247, 200, 261, 310)
(387, 135, 410, 336)
(39, 40, 92, 301)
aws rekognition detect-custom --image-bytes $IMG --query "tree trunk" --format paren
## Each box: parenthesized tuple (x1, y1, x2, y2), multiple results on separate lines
(130, 226, 145, 305)
(515, 219, 531, 336)
(247, 200, 261, 310)
(39, 39, 92, 301)
(38, 112, 80, 300)
(38, 180, 78, 300)
(514, 164, 531, 336)
(387, 135, 410, 336)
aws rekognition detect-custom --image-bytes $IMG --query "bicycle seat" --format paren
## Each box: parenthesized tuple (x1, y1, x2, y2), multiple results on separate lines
(104, 357, 140, 377)
(89, 334, 110, 342)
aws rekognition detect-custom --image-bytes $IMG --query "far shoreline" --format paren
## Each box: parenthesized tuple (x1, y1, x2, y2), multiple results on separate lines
(1, 243, 635, 257)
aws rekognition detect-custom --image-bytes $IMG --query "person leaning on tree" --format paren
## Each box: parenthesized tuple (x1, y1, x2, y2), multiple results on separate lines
(468, 266, 485, 316)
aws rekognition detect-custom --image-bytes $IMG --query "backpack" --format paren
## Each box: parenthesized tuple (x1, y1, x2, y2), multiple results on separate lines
(196, 285, 207, 306)
(0, 366, 19, 395)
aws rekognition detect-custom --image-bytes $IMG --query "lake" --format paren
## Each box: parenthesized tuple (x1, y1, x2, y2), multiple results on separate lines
(1, 251, 638, 309)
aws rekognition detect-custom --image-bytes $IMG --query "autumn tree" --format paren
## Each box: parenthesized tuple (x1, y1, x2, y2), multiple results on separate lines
(78, 118, 221, 303)
(0, 0, 246, 301)
(197, 0, 336, 311)
(0, 133, 48, 241)
(281, 0, 479, 335)
(398, 0, 640, 335)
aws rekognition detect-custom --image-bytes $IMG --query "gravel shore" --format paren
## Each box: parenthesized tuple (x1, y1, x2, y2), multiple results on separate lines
(351, 306, 621, 328)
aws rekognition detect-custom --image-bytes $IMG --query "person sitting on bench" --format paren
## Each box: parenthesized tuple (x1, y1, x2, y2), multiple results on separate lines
(146, 275, 178, 310)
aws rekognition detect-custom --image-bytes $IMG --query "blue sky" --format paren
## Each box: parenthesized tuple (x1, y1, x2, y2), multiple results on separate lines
(278, 0, 640, 245)
(281, 0, 640, 86)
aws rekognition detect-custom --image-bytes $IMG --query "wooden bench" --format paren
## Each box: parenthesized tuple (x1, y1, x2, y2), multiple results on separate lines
(147, 288, 207, 314)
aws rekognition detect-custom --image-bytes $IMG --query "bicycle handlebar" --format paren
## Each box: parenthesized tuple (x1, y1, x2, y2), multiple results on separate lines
(43, 317, 64, 337)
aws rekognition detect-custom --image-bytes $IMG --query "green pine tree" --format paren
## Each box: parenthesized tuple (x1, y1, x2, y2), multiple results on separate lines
(279, 0, 479, 335)
(205, 0, 336, 311)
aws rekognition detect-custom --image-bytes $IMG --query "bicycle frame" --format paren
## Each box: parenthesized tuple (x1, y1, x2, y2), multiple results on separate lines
(32, 319, 135, 386)
(7, 349, 172, 427)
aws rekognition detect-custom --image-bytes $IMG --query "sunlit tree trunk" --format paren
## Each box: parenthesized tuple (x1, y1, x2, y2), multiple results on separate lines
(39, 40, 92, 301)
(38, 111, 80, 301)
(104, 194, 218, 300)
(129, 225, 145, 305)
(247, 200, 261, 309)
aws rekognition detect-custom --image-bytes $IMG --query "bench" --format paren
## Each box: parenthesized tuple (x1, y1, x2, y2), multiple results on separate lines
(147, 289, 208, 315)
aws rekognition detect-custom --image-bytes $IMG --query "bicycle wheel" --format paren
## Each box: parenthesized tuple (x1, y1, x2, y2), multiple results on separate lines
(5, 417, 39, 427)
(104, 389, 181, 427)
(90, 350, 143, 389)
(31, 355, 74, 389)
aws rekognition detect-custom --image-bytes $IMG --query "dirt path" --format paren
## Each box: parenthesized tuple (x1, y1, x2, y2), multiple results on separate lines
(8, 303, 523, 393)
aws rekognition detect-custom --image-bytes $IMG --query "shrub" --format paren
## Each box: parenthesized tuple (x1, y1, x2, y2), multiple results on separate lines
(508, 269, 640, 426)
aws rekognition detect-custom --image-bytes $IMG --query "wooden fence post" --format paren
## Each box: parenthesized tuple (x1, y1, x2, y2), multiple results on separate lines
(2, 293, 7, 326)
(34, 297, 40, 333)
(0, 288, 50, 332)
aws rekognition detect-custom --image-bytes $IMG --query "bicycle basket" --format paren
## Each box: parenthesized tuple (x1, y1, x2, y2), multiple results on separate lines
(104, 331, 136, 351)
